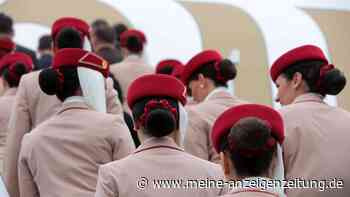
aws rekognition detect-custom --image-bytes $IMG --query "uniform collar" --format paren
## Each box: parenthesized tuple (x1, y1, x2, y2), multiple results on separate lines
(125, 54, 142, 62)
(3, 87, 17, 96)
(292, 93, 325, 105)
(134, 136, 183, 154)
(204, 87, 232, 102)
(228, 177, 280, 196)
(57, 97, 91, 114)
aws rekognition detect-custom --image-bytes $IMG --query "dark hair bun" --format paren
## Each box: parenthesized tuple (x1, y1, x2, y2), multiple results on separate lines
(2, 63, 30, 87)
(219, 59, 237, 81)
(39, 68, 60, 95)
(12, 63, 28, 75)
(145, 109, 176, 137)
(126, 36, 143, 53)
(11, 63, 28, 83)
(157, 65, 174, 75)
(322, 68, 346, 95)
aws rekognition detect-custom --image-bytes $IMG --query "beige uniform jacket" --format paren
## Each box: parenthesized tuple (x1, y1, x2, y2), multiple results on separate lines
(109, 55, 154, 112)
(280, 93, 350, 197)
(0, 88, 17, 174)
(4, 71, 122, 197)
(184, 88, 245, 163)
(95, 136, 227, 197)
(18, 101, 135, 197)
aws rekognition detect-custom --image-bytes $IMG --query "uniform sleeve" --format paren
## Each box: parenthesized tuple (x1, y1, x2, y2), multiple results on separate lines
(279, 110, 301, 179)
(282, 124, 301, 178)
(3, 77, 32, 197)
(95, 165, 118, 197)
(109, 117, 135, 160)
(207, 122, 221, 164)
(184, 108, 210, 161)
(18, 136, 39, 197)
(105, 77, 123, 115)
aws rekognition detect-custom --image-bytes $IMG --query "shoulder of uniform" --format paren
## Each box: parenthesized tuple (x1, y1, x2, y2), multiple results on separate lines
(100, 154, 133, 173)
(91, 112, 127, 130)
(19, 70, 40, 88)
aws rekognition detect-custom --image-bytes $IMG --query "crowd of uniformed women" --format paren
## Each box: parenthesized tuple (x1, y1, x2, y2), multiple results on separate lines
(0, 14, 349, 197)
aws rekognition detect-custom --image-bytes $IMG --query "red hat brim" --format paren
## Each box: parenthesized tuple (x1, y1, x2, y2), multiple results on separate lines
(52, 48, 109, 77)
(181, 50, 222, 85)
(211, 104, 284, 153)
(51, 17, 90, 41)
(127, 74, 187, 108)
(270, 45, 328, 82)
(156, 59, 183, 74)
(0, 52, 33, 72)
(120, 29, 146, 47)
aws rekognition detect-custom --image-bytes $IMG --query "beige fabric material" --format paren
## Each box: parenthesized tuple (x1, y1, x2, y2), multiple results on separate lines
(18, 101, 134, 197)
(95, 137, 227, 197)
(0, 88, 17, 175)
(3, 71, 122, 197)
(184, 90, 245, 163)
(109, 55, 154, 113)
(280, 93, 350, 197)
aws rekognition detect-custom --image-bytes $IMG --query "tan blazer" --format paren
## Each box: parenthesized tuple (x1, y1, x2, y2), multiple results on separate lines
(18, 101, 135, 197)
(95, 137, 227, 197)
(279, 93, 350, 197)
(3, 71, 123, 197)
(184, 89, 245, 163)
(0, 88, 17, 174)
(110, 55, 154, 112)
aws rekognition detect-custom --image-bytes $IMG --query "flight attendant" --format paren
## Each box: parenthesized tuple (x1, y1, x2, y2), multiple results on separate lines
(181, 50, 245, 163)
(270, 45, 350, 197)
(0, 52, 33, 174)
(212, 104, 285, 197)
(155, 59, 183, 76)
(3, 17, 122, 197)
(109, 29, 154, 112)
(95, 74, 226, 197)
(18, 48, 135, 197)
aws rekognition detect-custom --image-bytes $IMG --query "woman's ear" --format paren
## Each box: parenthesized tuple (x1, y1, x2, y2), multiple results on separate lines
(197, 73, 205, 83)
(292, 72, 303, 89)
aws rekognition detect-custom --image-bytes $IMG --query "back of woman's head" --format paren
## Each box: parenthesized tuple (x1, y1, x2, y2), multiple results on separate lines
(39, 67, 80, 101)
(55, 27, 84, 49)
(0, 52, 33, 87)
(119, 29, 146, 54)
(282, 60, 346, 96)
(223, 117, 276, 177)
(1, 63, 29, 87)
(132, 97, 179, 137)
(157, 65, 174, 75)
(189, 59, 237, 87)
